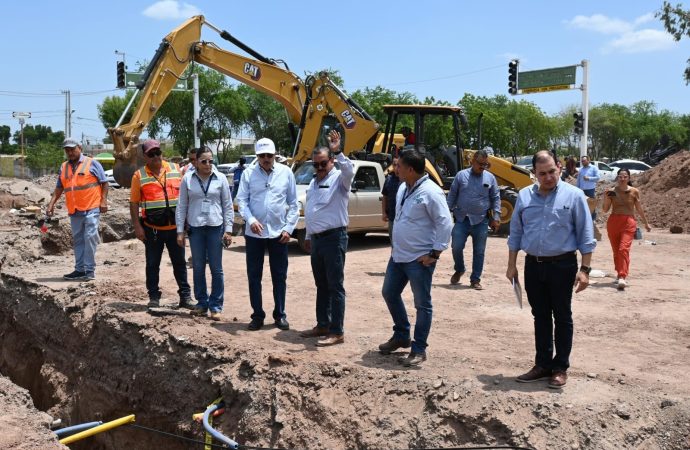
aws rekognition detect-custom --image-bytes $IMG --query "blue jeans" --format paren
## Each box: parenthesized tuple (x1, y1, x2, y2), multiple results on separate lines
(451, 217, 489, 282)
(310, 228, 348, 335)
(245, 235, 288, 322)
(70, 210, 100, 275)
(381, 257, 436, 354)
(524, 255, 578, 371)
(144, 226, 190, 301)
(189, 225, 224, 312)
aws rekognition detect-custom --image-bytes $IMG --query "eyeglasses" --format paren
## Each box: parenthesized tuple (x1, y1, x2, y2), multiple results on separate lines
(474, 161, 490, 168)
(312, 161, 329, 169)
(257, 153, 274, 159)
(198, 159, 213, 165)
(145, 149, 162, 157)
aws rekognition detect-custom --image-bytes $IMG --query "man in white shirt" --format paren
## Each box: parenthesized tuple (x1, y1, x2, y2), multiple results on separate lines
(237, 138, 299, 331)
(299, 130, 353, 346)
(378, 148, 453, 367)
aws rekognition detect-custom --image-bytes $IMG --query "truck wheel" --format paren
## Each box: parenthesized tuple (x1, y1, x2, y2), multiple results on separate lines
(498, 188, 518, 235)
(295, 230, 309, 254)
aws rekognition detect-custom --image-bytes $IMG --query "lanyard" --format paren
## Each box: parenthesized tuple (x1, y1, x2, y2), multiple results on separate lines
(195, 173, 214, 197)
(400, 178, 427, 208)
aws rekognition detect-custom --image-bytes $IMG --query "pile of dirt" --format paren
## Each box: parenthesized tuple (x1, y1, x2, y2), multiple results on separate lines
(634, 150, 690, 233)
(0, 373, 65, 449)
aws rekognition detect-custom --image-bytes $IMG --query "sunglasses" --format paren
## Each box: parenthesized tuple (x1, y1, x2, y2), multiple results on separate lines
(145, 149, 162, 157)
(312, 161, 329, 169)
(257, 153, 274, 159)
(198, 159, 213, 165)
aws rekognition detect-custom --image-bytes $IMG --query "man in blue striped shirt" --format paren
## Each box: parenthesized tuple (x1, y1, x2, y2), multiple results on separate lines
(378, 148, 453, 367)
(507, 150, 596, 389)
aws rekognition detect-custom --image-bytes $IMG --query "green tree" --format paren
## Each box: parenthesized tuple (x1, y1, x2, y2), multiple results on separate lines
(24, 141, 64, 170)
(97, 90, 138, 129)
(657, 2, 690, 83)
(588, 103, 635, 161)
(0, 125, 16, 154)
(12, 125, 64, 147)
(350, 86, 418, 126)
(236, 84, 293, 154)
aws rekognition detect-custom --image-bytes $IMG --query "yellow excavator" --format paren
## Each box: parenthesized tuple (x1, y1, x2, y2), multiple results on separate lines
(108, 15, 389, 187)
(109, 15, 532, 232)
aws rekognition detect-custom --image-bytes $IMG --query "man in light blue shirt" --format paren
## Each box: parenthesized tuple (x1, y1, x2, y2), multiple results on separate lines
(299, 130, 353, 347)
(378, 148, 452, 367)
(507, 150, 596, 389)
(576, 155, 600, 220)
(237, 138, 299, 331)
(447, 150, 500, 289)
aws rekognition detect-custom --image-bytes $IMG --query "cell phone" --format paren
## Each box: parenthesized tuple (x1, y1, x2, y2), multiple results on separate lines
(607, 191, 616, 197)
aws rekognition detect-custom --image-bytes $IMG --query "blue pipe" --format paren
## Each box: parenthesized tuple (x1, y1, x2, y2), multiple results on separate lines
(203, 403, 239, 449)
(54, 421, 103, 438)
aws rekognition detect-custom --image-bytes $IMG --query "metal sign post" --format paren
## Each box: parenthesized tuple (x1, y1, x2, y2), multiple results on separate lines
(580, 59, 589, 158)
(12, 112, 31, 177)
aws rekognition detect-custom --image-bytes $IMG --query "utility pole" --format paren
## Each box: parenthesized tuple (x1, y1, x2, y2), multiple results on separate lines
(62, 90, 72, 137)
(579, 59, 589, 158)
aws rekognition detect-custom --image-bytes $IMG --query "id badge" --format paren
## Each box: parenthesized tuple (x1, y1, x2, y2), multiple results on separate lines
(201, 199, 211, 214)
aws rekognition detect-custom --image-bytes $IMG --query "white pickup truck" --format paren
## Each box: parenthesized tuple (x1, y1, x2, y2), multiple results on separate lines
(233, 159, 389, 252)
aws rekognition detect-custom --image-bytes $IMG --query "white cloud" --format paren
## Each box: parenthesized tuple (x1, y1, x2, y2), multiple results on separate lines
(565, 14, 632, 35)
(604, 29, 676, 54)
(565, 12, 676, 55)
(143, 0, 201, 20)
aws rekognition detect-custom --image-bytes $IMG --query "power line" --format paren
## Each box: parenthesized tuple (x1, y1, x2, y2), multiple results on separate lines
(0, 88, 118, 98)
(347, 64, 505, 90)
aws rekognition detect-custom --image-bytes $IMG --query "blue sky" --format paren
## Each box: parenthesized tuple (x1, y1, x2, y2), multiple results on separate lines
(1, 0, 688, 143)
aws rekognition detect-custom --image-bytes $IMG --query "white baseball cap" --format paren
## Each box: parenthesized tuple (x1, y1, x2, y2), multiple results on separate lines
(255, 138, 276, 155)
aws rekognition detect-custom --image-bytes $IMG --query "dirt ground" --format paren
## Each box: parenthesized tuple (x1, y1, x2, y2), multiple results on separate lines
(0, 173, 689, 449)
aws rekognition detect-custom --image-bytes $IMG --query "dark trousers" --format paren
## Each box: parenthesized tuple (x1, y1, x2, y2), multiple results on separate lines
(144, 226, 190, 301)
(245, 235, 288, 321)
(524, 254, 578, 371)
(310, 228, 348, 335)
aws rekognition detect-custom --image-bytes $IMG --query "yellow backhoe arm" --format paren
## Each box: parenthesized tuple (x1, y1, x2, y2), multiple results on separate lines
(108, 15, 380, 187)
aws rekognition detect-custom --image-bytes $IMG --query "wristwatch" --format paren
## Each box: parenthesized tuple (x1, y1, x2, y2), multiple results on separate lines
(428, 250, 441, 260)
(579, 265, 591, 275)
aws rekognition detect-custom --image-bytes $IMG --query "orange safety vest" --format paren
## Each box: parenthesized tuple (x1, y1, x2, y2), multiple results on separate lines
(59, 157, 102, 215)
(139, 162, 182, 225)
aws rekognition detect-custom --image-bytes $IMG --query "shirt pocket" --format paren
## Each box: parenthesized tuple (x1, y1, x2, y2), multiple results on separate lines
(551, 208, 572, 229)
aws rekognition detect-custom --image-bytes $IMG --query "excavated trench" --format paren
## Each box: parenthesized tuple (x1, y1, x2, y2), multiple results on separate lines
(0, 272, 527, 450)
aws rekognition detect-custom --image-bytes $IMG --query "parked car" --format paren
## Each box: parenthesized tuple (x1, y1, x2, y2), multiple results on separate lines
(217, 154, 257, 176)
(104, 169, 120, 188)
(609, 159, 652, 175)
(514, 155, 533, 171)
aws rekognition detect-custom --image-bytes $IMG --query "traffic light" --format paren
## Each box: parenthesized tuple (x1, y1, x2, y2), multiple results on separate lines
(116, 61, 126, 89)
(573, 112, 584, 135)
(508, 60, 519, 95)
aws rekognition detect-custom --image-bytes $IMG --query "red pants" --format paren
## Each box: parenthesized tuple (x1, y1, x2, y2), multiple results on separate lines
(606, 214, 636, 279)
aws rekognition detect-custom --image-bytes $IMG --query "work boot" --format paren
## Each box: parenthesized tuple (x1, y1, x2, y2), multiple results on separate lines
(378, 337, 412, 355)
(147, 297, 160, 309)
(190, 306, 208, 317)
(209, 311, 222, 322)
(82, 272, 96, 281)
(450, 271, 465, 285)
(470, 280, 484, 290)
(178, 297, 195, 310)
(248, 318, 264, 331)
(398, 351, 427, 367)
(63, 270, 86, 280)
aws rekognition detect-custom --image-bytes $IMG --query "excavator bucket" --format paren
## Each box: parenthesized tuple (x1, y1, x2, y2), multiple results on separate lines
(110, 130, 144, 188)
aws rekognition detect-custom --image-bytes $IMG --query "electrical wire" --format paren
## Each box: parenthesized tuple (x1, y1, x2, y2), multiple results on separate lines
(348, 64, 506, 89)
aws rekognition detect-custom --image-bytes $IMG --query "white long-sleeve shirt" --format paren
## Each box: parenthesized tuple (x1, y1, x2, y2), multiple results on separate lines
(176, 168, 234, 233)
(236, 162, 299, 239)
(305, 153, 354, 238)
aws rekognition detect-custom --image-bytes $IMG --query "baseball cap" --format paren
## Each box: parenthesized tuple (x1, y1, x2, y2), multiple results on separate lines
(142, 139, 161, 154)
(255, 138, 276, 155)
(62, 137, 80, 148)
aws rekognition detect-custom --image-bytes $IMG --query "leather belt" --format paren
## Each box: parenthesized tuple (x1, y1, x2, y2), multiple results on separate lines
(526, 252, 576, 263)
(311, 226, 346, 239)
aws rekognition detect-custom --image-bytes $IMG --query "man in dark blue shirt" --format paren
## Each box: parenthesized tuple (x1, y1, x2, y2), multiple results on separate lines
(381, 156, 401, 238)
(507, 150, 595, 389)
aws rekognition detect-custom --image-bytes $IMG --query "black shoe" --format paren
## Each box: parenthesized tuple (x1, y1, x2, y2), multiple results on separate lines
(378, 337, 412, 355)
(248, 319, 264, 331)
(147, 298, 160, 309)
(63, 270, 86, 280)
(274, 318, 290, 330)
(82, 272, 96, 281)
(178, 298, 195, 309)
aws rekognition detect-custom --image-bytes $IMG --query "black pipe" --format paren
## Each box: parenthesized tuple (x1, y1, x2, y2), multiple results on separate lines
(219, 30, 274, 65)
(136, 40, 170, 89)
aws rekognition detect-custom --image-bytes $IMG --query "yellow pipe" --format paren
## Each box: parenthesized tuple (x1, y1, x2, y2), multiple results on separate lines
(59, 414, 135, 445)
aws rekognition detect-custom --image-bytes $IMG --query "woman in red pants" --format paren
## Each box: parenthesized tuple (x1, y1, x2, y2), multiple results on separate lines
(602, 168, 651, 290)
